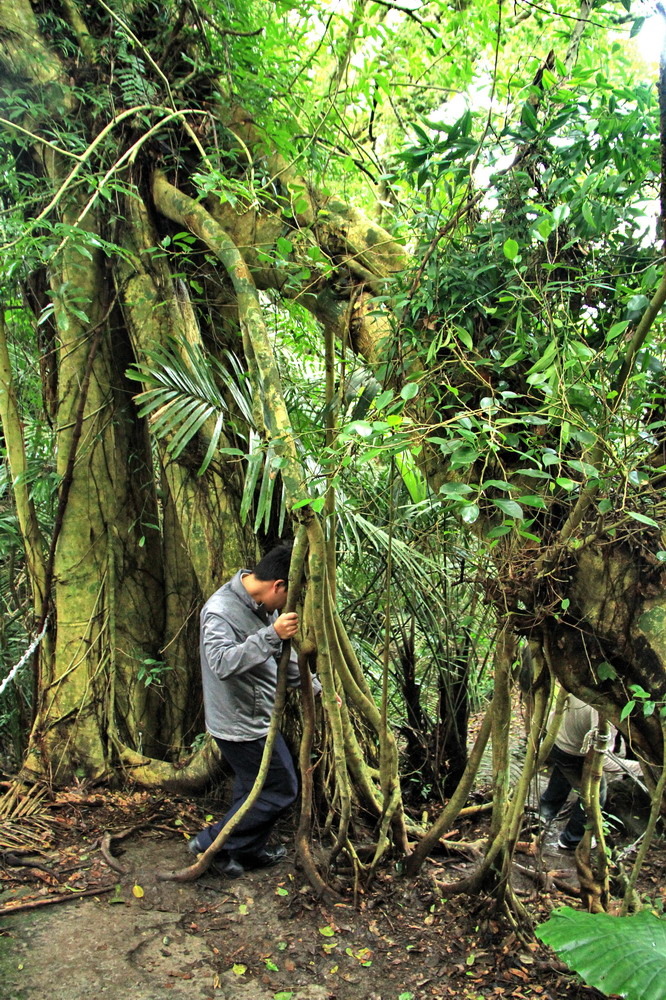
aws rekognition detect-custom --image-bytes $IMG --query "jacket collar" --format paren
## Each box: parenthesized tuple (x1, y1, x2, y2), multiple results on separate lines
(228, 569, 267, 618)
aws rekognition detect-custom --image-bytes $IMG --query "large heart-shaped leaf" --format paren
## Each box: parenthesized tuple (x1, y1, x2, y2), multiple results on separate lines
(536, 906, 666, 999)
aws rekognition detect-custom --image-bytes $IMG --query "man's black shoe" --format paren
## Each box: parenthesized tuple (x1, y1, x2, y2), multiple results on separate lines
(187, 836, 245, 878)
(210, 854, 245, 878)
(187, 835, 206, 856)
(236, 844, 287, 870)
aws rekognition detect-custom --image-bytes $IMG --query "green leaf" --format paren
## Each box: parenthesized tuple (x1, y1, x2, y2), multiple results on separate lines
(240, 447, 264, 525)
(400, 382, 419, 400)
(597, 662, 617, 681)
(460, 502, 480, 524)
(374, 389, 394, 409)
(517, 495, 547, 509)
(439, 482, 474, 498)
(456, 327, 474, 350)
(626, 511, 659, 528)
(501, 348, 525, 367)
(620, 700, 636, 721)
(319, 925, 336, 937)
(525, 340, 557, 376)
(536, 907, 666, 1000)
(346, 420, 374, 437)
(276, 236, 293, 256)
(492, 498, 524, 519)
(482, 479, 511, 491)
(274, 993, 294, 1000)
(606, 320, 630, 341)
(450, 445, 478, 467)
(503, 238, 519, 261)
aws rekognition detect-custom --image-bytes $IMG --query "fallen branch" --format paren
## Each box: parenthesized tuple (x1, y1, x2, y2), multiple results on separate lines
(99, 818, 161, 875)
(99, 834, 129, 875)
(1, 851, 58, 878)
(1, 884, 116, 914)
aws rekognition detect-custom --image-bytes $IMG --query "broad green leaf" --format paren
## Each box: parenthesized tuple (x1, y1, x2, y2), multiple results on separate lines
(536, 907, 666, 1000)
(439, 482, 474, 497)
(492, 498, 524, 519)
(482, 479, 511, 491)
(374, 389, 394, 409)
(346, 420, 373, 437)
(597, 662, 617, 681)
(517, 495, 546, 509)
(503, 238, 519, 260)
(460, 502, 480, 524)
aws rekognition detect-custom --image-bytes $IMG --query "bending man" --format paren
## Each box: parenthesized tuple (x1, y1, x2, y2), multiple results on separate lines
(189, 544, 320, 877)
(539, 694, 642, 850)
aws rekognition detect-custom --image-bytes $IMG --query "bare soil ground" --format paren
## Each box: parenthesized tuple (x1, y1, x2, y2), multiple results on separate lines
(0, 787, 634, 1000)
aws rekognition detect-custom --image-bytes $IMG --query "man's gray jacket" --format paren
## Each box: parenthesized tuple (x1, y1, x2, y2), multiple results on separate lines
(200, 570, 318, 741)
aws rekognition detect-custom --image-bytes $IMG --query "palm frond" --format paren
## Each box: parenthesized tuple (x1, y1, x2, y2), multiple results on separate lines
(127, 339, 229, 474)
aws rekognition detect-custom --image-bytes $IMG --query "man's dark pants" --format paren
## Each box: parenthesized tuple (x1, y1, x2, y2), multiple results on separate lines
(539, 744, 607, 847)
(196, 732, 298, 859)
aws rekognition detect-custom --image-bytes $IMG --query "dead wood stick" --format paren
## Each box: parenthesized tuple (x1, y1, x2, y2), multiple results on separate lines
(1, 851, 58, 877)
(512, 861, 581, 897)
(0, 884, 116, 914)
(457, 802, 494, 817)
(100, 834, 129, 874)
(99, 818, 161, 874)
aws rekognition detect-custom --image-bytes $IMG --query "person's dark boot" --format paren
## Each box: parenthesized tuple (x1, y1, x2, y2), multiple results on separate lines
(210, 854, 245, 878)
(187, 835, 245, 878)
(234, 844, 287, 870)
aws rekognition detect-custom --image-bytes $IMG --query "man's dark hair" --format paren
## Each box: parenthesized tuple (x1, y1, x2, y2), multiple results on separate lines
(253, 543, 293, 583)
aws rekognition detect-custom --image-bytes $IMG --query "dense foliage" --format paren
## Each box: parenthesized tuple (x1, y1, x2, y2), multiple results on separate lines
(1, 0, 666, 911)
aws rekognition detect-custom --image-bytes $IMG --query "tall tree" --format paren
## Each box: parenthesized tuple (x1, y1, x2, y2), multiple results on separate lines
(1, 0, 666, 906)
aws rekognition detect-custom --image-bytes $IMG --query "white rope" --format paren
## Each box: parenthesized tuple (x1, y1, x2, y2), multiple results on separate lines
(581, 726, 614, 755)
(0, 618, 49, 697)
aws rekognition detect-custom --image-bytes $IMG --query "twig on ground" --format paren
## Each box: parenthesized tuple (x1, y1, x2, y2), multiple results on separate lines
(98, 819, 160, 875)
(0, 884, 116, 914)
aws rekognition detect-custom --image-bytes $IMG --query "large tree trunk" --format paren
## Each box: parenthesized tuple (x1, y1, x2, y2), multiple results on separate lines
(0, 0, 407, 806)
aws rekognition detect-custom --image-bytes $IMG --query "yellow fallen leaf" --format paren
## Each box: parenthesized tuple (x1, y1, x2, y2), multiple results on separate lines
(132, 884, 144, 898)
(232, 964, 247, 976)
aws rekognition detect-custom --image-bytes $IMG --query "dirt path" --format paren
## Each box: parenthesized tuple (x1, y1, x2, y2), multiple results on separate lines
(0, 791, 609, 1000)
